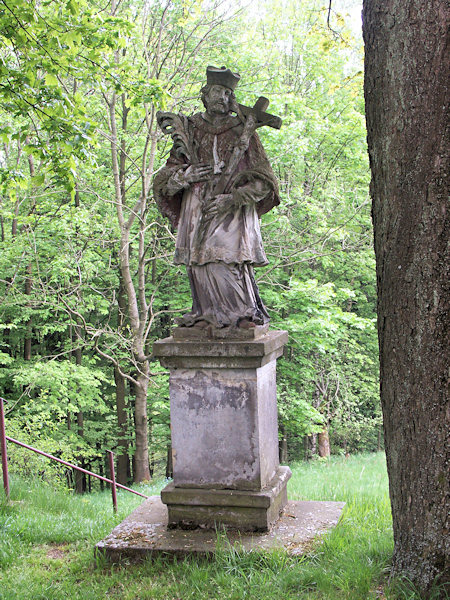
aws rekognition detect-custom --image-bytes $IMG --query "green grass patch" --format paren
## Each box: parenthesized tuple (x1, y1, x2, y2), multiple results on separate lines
(0, 477, 164, 568)
(0, 452, 436, 600)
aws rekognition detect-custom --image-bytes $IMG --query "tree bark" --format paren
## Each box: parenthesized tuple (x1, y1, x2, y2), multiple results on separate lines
(114, 278, 130, 485)
(133, 365, 151, 482)
(23, 262, 32, 361)
(114, 366, 130, 485)
(23, 145, 35, 362)
(165, 443, 173, 479)
(318, 429, 330, 458)
(363, 0, 449, 591)
(309, 432, 317, 458)
(74, 338, 85, 494)
(108, 89, 151, 484)
(279, 424, 288, 463)
(74, 409, 85, 494)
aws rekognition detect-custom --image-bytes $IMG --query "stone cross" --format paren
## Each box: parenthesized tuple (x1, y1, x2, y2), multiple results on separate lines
(234, 96, 282, 130)
(212, 96, 282, 197)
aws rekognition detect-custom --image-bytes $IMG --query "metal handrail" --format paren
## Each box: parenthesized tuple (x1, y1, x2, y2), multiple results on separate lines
(0, 397, 150, 511)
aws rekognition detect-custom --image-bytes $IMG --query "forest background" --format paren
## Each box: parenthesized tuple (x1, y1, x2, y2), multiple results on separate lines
(0, 0, 379, 489)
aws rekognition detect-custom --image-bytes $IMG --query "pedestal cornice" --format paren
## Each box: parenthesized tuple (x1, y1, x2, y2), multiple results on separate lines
(153, 329, 288, 369)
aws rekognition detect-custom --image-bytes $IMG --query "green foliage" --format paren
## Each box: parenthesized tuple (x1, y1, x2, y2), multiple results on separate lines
(270, 277, 378, 455)
(0, 0, 161, 194)
(0, 0, 380, 477)
(2, 359, 112, 485)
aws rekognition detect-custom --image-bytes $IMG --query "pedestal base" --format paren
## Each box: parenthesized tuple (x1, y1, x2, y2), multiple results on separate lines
(153, 330, 290, 532)
(96, 497, 346, 562)
(153, 330, 288, 491)
(161, 466, 291, 532)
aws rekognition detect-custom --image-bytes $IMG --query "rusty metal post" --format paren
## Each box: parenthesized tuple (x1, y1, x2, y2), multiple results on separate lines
(107, 451, 118, 512)
(0, 398, 10, 500)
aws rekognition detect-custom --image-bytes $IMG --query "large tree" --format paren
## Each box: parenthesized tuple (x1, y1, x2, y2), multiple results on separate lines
(363, 0, 449, 593)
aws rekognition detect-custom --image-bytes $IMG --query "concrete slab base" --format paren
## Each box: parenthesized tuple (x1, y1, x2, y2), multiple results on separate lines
(96, 497, 345, 562)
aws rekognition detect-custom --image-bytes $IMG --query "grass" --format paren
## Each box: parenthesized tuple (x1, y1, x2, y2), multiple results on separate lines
(0, 453, 445, 600)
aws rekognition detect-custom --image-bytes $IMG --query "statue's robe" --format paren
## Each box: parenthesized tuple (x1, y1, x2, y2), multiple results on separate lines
(154, 112, 279, 327)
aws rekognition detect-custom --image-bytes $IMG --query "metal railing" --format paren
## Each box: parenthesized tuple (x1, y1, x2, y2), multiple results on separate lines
(0, 397, 150, 511)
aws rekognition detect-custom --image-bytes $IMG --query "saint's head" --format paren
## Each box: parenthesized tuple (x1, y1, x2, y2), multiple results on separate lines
(201, 66, 240, 116)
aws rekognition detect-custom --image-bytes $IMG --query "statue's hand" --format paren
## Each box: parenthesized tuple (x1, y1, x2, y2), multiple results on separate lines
(204, 194, 234, 217)
(183, 164, 213, 185)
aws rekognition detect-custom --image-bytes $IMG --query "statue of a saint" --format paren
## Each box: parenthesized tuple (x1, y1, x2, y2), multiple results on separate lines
(153, 66, 281, 329)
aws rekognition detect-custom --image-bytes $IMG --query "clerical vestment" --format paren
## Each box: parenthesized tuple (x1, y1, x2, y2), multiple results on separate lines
(154, 112, 279, 327)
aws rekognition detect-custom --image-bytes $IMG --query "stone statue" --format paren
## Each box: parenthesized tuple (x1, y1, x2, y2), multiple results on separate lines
(153, 66, 282, 329)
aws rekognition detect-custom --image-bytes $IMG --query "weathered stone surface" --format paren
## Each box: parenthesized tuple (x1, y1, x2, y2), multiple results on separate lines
(153, 329, 288, 529)
(172, 323, 269, 341)
(167, 359, 280, 490)
(152, 330, 287, 369)
(95, 497, 346, 561)
(154, 66, 281, 330)
(162, 466, 291, 531)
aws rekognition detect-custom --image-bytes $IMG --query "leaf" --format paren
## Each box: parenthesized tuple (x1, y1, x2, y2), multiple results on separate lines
(31, 173, 45, 186)
(45, 72, 59, 87)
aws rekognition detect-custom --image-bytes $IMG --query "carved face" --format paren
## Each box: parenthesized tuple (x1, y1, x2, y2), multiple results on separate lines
(204, 84, 233, 115)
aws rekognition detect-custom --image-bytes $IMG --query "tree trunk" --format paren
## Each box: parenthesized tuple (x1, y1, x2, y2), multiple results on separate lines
(309, 432, 317, 458)
(74, 409, 85, 494)
(114, 278, 130, 485)
(165, 443, 173, 479)
(108, 90, 151, 484)
(303, 435, 309, 460)
(114, 366, 130, 485)
(133, 365, 151, 483)
(318, 429, 330, 458)
(24, 263, 32, 361)
(279, 425, 288, 463)
(363, 0, 449, 591)
(23, 144, 35, 362)
(97, 444, 104, 492)
(74, 330, 85, 494)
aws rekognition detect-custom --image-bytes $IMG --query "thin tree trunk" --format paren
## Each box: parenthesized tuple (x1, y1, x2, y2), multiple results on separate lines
(363, 0, 449, 591)
(148, 416, 154, 478)
(279, 424, 288, 463)
(23, 143, 35, 362)
(114, 366, 130, 485)
(165, 443, 173, 479)
(108, 90, 151, 484)
(114, 276, 131, 485)
(74, 325, 85, 494)
(133, 367, 151, 482)
(23, 263, 32, 361)
(303, 435, 309, 460)
(318, 429, 331, 458)
(98, 445, 104, 492)
(310, 432, 317, 457)
(74, 409, 85, 494)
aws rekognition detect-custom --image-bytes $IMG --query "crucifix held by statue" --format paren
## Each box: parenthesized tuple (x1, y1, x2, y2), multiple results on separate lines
(154, 66, 282, 330)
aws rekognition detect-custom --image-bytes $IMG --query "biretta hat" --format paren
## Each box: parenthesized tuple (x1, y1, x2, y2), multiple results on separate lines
(206, 66, 240, 90)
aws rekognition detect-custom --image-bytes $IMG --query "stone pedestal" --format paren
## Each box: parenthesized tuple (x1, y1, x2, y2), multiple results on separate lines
(153, 328, 290, 532)
(162, 466, 291, 531)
